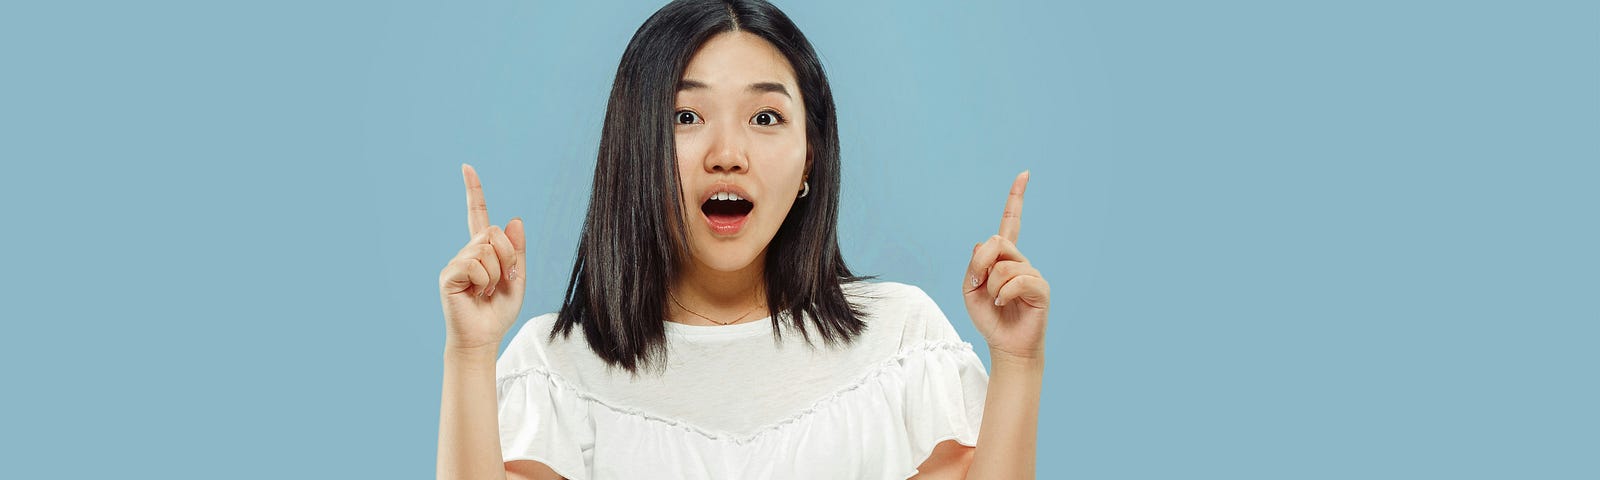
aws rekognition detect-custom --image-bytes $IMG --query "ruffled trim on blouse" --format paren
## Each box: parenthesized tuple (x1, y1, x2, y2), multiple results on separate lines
(495, 340, 989, 480)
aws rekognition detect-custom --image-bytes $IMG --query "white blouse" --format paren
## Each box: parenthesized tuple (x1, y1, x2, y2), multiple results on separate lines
(494, 281, 990, 479)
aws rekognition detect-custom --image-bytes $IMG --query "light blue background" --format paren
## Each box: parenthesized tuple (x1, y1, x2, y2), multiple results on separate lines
(1, 0, 1594, 478)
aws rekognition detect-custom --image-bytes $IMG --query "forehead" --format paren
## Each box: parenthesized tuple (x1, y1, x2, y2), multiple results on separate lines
(679, 31, 799, 93)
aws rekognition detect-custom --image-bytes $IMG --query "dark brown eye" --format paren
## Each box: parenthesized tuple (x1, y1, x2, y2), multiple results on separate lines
(675, 110, 700, 124)
(752, 111, 784, 126)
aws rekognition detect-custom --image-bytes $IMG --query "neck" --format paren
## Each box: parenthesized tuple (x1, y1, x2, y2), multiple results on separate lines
(669, 254, 768, 325)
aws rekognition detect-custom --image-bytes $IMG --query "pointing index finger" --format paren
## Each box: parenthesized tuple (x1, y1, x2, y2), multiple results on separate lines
(463, 163, 490, 236)
(998, 170, 1029, 243)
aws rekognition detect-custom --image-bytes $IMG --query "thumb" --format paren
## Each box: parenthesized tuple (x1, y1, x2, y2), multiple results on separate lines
(507, 217, 527, 279)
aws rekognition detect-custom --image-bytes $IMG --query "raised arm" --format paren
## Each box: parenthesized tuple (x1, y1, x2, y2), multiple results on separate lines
(963, 171, 1050, 479)
(436, 164, 536, 480)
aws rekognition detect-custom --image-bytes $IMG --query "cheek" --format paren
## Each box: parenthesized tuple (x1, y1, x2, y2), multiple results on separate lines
(754, 140, 807, 212)
(674, 132, 703, 173)
(756, 130, 807, 173)
(674, 132, 704, 194)
(776, 136, 807, 182)
(672, 134, 704, 235)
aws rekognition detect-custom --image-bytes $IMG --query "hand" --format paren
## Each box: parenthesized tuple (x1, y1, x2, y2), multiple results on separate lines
(963, 171, 1051, 361)
(438, 164, 528, 352)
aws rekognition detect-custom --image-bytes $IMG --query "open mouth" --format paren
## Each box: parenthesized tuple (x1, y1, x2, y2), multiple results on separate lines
(701, 192, 754, 235)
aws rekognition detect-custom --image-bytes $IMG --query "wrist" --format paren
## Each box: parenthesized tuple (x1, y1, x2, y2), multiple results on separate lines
(443, 343, 499, 364)
(989, 348, 1046, 373)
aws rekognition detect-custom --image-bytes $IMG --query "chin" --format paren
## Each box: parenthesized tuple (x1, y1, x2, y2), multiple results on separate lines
(692, 241, 767, 273)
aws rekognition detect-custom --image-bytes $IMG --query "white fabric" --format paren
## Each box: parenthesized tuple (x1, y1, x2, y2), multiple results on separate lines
(494, 281, 989, 480)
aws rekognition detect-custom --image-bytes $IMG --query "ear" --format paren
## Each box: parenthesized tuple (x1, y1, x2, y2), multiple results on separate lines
(805, 144, 814, 179)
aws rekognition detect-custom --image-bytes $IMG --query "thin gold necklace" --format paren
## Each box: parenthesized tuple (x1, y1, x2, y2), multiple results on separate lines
(669, 291, 763, 326)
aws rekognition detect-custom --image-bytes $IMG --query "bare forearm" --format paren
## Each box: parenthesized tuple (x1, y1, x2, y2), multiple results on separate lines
(438, 346, 508, 480)
(966, 353, 1043, 479)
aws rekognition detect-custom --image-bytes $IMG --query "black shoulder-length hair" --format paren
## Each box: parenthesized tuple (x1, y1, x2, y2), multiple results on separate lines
(550, 0, 868, 375)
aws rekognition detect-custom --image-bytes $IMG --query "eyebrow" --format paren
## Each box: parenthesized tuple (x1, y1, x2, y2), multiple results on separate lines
(677, 79, 792, 99)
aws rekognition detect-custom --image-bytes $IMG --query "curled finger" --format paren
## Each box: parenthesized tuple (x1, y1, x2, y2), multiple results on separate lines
(474, 243, 502, 297)
(966, 235, 1031, 294)
(965, 236, 1000, 294)
(985, 259, 1038, 300)
(995, 273, 1050, 309)
(442, 254, 492, 296)
(485, 225, 516, 284)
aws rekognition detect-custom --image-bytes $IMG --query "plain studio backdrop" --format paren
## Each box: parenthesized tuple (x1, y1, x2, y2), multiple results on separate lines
(1, 0, 1594, 478)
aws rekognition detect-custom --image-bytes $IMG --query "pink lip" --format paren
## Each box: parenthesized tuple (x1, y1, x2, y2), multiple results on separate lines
(700, 182, 755, 236)
(699, 183, 755, 205)
(703, 209, 749, 236)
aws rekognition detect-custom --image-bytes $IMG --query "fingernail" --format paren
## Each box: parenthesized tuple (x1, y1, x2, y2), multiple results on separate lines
(971, 275, 981, 287)
(509, 266, 518, 281)
(487, 285, 495, 297)
(994, 297, 1003, 306)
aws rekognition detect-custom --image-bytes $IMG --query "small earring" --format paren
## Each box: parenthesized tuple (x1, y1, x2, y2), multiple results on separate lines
(798, 181, 810, 198)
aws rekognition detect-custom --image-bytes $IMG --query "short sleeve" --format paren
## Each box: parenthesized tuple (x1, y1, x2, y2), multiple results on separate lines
(494, 313, 593, 480)
(886, 283, 991, 459)
(892, 282, 970, 346)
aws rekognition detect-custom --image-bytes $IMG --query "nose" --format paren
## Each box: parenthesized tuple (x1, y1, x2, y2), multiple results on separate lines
(702, 125, 749, 174)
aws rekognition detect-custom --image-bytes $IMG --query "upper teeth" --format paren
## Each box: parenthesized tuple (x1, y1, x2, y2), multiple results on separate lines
(713, 192, 745, 201)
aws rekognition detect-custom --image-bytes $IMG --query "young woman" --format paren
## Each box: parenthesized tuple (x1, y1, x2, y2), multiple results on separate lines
(436, 1, 1050, 479)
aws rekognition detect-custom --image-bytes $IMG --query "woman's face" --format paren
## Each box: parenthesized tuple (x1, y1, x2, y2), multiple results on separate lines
(673, 31, 809, 273)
